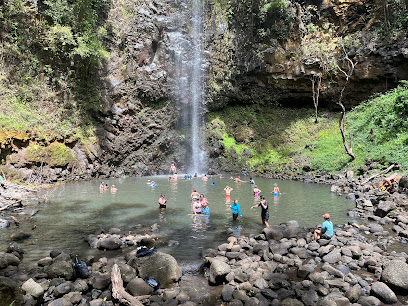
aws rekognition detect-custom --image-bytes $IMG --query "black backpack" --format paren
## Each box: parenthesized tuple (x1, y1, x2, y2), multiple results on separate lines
(74, 256, 89, 279)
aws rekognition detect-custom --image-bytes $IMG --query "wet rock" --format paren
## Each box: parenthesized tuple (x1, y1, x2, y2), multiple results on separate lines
(38, 257, 53, 267)
(381, 260, 408, 293)
(10, 232, 31, 241)
(0, 251, 20, 267)
(222, 284, 234, 301)
(209, 259, 231, 285)
(22, 278, 44, 298)
(126, 277, 153, 296)
(54, 281, 72, 297)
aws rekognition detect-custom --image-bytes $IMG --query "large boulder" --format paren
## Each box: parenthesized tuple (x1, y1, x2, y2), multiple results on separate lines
(381, 260, 408, 293)
(209, 259, 231, 285)
(375, 201, 396, 217)
(399, 175, 408, 192)
(99, 236, 122, 250)
(279, 221, 299, 238)
(44, 260, 74, 280)
(0, 252, 20, 268)
(370, 281, 397, 304)
(0, 276, 24, 305)
(263, 226, 283, 241)
(137, 252, 181, 288)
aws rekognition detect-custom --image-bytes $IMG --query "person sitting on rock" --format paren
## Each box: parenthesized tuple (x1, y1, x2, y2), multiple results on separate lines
(379, 173, 401, 192)
(314, 213, 333, 241)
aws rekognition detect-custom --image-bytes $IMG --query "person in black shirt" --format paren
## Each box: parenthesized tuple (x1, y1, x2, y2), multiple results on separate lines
(250, 195, 269, 227)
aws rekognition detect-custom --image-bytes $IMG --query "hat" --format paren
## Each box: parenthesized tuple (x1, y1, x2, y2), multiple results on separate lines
(274, 183, 277, 187)
(322, 213, 330, 219)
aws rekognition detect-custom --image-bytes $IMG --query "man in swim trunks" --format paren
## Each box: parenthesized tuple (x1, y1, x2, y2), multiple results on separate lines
(158, 194, 167, 209)
(314, 213, 333, 241)
(379, 173, 401, 192)
(251, 195, 269, 227)
(110, 185, 117, 194)
(272, 183, 281, 196)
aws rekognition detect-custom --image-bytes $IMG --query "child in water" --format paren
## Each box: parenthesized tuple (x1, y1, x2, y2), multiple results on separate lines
(272, 183, 281, 196)
(253, 185, 261, 197)
(230, 200, 242, 221)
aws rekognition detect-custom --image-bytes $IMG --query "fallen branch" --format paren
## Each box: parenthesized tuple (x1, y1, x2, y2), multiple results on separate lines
(0, 203, 13, 211)
(10, 216, 20, 227)
(361, 164, 395, 185)
(111, 264, 150, 306)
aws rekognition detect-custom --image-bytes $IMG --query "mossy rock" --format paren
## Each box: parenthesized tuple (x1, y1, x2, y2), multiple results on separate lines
(26, 142, 76, 167)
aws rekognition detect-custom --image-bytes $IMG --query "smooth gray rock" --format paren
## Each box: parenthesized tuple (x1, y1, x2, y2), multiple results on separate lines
(22, 278, 44, 298)
(126, 278, 153, 296)
(381, 260, 408, 293)
(209, 260, 231, 285)
(370, 281, 398, 303)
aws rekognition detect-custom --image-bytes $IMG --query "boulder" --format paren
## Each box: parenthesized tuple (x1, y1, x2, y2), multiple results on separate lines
(137, 252, 181, 288)
(89, 272, 111, 290)
(370, 281, 397, 304)
(99, 236, 122, 250)
(0, 252, 20, 266)
(209, 260, 231, 285)
(322, 250, 341, 264)
(375, 201, 396, 217)
(0, 276, 24, 305)
(263, 227, 283, 241)
(22, 278, 44, 298)
(44, 260, 74, 280)
(381, 260, 408, 293)
(126, 277, 153, 296)
(222, 284, 234, 302)
(0, 218, 10, 229)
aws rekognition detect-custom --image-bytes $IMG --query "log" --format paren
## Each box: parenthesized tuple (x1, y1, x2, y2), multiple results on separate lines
(361, 164, 395, 185)
(111, 264, 150, 306)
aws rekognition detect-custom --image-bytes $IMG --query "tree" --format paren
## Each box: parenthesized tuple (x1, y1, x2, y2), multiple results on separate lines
(310, 73, 321, 123)
(336, 38, 357, 161)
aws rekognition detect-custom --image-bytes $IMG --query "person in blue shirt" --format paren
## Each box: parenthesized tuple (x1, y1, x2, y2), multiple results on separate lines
(314, 213, 334, 241)
(230, 199, 242, 221)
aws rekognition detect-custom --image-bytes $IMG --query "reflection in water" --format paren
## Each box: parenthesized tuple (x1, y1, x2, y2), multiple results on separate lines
(231, 224, 242, 237)
(0, 176, 355, 263)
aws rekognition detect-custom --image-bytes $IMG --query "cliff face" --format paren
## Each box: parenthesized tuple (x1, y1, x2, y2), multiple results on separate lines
(205, 0, 408, 111)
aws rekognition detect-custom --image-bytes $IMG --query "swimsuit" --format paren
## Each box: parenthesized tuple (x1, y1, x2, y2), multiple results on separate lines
(254, 191, 259, 197)
(274, 193, 279, 197)
(159, 204, 166, 209)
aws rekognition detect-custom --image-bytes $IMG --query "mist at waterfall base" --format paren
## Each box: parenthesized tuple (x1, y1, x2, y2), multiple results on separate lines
(2, 176, 355, 264)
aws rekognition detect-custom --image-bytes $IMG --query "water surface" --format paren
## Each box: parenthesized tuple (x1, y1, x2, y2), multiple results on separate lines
(1, 176, 354, 263)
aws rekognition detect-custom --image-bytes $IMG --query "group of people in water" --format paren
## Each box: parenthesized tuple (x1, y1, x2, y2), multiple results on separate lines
(99, 182, 117, 194)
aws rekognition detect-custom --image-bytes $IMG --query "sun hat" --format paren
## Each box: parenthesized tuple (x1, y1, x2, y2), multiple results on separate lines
(322, 213, 330, 219)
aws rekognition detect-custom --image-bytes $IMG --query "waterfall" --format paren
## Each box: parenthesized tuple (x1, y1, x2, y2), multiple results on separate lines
(169, 0, 207, 174)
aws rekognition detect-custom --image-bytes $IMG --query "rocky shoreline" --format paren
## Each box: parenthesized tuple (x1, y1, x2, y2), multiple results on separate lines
(0, 168, 407, 305)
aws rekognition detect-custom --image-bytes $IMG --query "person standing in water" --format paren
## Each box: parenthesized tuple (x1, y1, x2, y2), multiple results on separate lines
(158, 194, 167, 209)
(230, 199, 242, 221)
(202, 174, 208, 181)
(110, 185, 117, 194)
(191, 189, 200, 200)
(169, 163, 177, 175)
(224, 186, 233, 199)
(200, 194, 210, 215)
(250, 195, 269, 227)
(253, 185, 261, 197)
(192, 199, 202, 215)
(272, 183, 281, 196)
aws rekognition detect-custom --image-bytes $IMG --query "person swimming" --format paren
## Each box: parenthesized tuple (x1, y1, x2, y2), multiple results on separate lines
(210, 182, 217, 186)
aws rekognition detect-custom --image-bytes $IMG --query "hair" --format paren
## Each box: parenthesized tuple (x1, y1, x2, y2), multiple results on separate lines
(161, 193, 165, 197)
(200, 194, 204, 197)
(260, 195, 265, 200)
(254, 185, 258, 188)
(234, 199, 238, 203)
(193, 189, 196, 192)
(274, 183, 277, 187)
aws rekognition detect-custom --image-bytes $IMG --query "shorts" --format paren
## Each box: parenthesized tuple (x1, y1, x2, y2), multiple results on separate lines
(233, 213, 239, 221)
(321, 234, 332, 239)
(195, 212, 202, 214)
(226, 194, 231, 198)
(159, 204, 166, 209)
(261, 212, 269, 222)
(274, 193, 279, 197)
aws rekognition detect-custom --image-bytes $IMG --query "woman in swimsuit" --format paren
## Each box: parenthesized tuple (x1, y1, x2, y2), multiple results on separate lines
(192, 199, 202, 215)
(253, 185, 261, 197)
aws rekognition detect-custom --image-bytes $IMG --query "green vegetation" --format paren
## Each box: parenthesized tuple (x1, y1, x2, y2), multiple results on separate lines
(258, 0, 294, 40)
(210, 82, 408, 174)
(26, 142, 77, 166)
(0, 0, 110, 144)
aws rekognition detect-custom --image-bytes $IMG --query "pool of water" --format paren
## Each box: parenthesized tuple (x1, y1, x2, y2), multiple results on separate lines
(1, 176, 355, 263)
